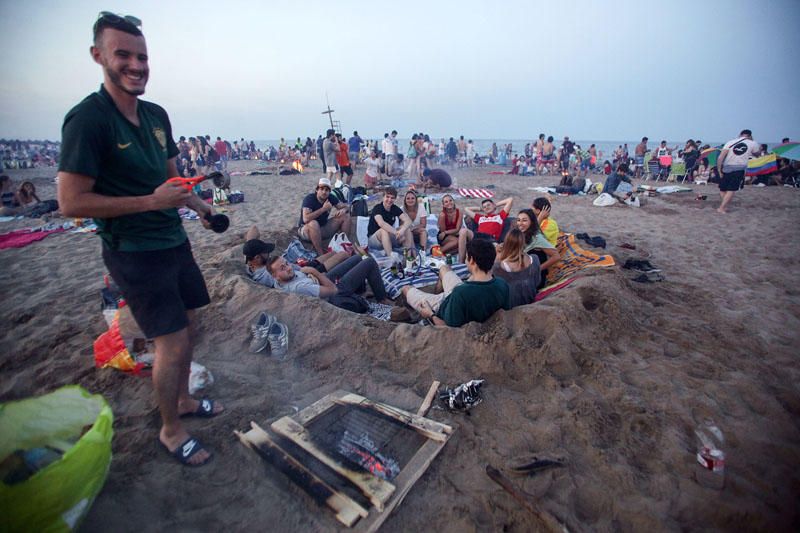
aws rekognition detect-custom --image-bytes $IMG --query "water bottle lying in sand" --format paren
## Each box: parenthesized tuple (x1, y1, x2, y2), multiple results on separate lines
(694, 420, 725, 489)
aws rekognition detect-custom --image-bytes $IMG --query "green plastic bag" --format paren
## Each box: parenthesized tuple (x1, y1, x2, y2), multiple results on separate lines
(0, 386, 113, 532)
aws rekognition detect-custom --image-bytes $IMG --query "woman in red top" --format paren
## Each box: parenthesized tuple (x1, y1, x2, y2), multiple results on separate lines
(437, 194, 462, 255)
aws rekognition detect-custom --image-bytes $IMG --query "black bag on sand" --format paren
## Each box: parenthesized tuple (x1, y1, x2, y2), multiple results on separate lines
(350, 198, 368, 217)
(329, 292, 370, 314)
(26, 199, 59, 218)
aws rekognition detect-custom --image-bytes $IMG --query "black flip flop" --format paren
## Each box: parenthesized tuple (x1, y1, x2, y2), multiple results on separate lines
(180, 398, 220, 418)
(161, 437, 212, 467)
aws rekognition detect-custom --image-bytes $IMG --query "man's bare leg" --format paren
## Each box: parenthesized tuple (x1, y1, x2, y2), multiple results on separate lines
(339, 213, 352, 237)
(304, 220, 326, 255)
(377, 229, 394, 256)
(457, 228, 473, 263)
(717, 191, 735, 213)
(245, 224, 260, 241)
(154, 327, 210, 465)
(174, 310, 223, 417)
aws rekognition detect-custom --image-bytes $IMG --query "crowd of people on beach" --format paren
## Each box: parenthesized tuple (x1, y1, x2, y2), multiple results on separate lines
(45, 12, 799, 471)
(1, 139, 60, 169)
(236, 126, 799, 333)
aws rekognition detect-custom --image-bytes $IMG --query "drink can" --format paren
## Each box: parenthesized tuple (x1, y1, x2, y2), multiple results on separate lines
(697, 447, 725, 472)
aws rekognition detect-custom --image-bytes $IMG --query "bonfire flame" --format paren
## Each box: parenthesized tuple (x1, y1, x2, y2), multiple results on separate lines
(292, 160, 303, 172)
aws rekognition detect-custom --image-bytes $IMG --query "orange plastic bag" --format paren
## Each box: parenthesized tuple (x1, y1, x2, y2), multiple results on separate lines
(93, 312, 142, 372)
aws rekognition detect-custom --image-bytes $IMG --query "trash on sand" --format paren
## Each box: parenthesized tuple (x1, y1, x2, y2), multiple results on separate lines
(439, 379, 485, 411)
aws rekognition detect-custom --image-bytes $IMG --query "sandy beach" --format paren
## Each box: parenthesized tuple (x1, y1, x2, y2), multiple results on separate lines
(1, 159, 799, 531)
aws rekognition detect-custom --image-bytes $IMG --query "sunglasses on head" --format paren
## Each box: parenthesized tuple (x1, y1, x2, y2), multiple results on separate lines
(96, 11, 142, 29)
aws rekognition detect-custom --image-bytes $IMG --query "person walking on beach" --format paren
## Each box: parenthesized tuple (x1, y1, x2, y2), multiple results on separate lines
(322, 128, 340, 181)
(214, 136, 228, 170)
(634, 137, 648, 179)
(57, 12, 222, 466)
(348, 131, 363, 168)
(716, 129, 761, 214)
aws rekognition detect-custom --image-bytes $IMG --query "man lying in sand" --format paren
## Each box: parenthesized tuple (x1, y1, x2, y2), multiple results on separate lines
(298, 177, 351, 255)
(267, 254, 394, 307)
(458, 197, 514, 262)
(402, 238, 510, 327)
(243, 225, 355, 287)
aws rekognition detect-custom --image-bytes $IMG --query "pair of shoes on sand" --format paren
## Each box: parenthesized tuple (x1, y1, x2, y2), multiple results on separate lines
(622, 258, 661, 274)
(249, 311, 289, 358)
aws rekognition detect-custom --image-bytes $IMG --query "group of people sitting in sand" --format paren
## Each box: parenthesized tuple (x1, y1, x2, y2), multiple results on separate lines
(243, 176, 564, 327)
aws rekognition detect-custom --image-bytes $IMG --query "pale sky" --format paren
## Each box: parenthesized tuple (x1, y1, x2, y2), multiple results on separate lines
(1, 0, 798, 142)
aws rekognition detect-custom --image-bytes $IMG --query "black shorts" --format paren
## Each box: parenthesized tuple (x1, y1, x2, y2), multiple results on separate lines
(474, 232, 497, 244)
(340, 165, 353, 177)
(102, 239, 210, 338)
(719, 170, 745, 192)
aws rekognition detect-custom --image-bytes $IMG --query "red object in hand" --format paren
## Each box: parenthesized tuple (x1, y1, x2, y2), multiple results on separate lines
(166, 171, 224, 191)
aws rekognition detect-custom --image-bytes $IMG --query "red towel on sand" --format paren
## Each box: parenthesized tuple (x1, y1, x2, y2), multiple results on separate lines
(457, 188, 495, 199)
(535, 277, 578, 301)
(0, 228, 65, 249)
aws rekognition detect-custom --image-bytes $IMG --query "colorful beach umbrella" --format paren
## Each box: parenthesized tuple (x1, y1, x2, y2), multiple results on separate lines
(771, 142, 800, 161)
(700, 146, 721, 167)
(746, 153, 778, 176)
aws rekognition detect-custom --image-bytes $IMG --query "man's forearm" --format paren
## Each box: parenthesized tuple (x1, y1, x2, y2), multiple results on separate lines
(304, 206, 328, 223)
(186, 194, 211, 215)
(316, 272, 336, 289)
(59, 188, 156, 218)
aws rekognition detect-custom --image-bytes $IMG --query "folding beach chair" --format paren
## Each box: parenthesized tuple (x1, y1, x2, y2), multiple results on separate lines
(641, 152, 652, 178)
(645, 158, 661, 181)
(668, 161, 687, 183)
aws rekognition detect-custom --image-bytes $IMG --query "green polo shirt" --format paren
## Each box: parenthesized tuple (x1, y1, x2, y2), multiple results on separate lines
(59, 85, 183, 251)
(437, 277, 511, 327)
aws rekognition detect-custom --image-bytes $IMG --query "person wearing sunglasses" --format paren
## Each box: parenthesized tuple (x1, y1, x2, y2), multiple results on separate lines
(57, 12, 221, 467)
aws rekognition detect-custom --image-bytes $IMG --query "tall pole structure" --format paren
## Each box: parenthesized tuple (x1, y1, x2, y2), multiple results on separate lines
(321, 93, 335, 130)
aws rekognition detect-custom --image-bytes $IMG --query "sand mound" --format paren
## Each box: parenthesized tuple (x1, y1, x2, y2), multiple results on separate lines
(1, 161, 798, 531)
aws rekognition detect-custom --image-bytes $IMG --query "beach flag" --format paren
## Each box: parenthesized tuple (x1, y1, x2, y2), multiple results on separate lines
(745, 153, 778, 176)
(457, 188, 495, 199)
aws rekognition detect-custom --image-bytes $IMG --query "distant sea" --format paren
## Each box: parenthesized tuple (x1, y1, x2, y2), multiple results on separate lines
(251, 139, 726, 160)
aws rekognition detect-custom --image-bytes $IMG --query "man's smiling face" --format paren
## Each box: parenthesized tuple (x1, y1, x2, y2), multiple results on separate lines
(93, 28, 149, 96)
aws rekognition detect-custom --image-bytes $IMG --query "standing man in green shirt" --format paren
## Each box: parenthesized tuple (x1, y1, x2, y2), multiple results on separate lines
(57, 12, 221, 466)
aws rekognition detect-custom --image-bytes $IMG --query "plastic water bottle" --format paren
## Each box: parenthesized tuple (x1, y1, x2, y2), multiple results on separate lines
(694, 420, 725, 489)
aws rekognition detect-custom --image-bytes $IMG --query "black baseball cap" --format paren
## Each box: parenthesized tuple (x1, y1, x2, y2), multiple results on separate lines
(243, 239, 275, 262)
